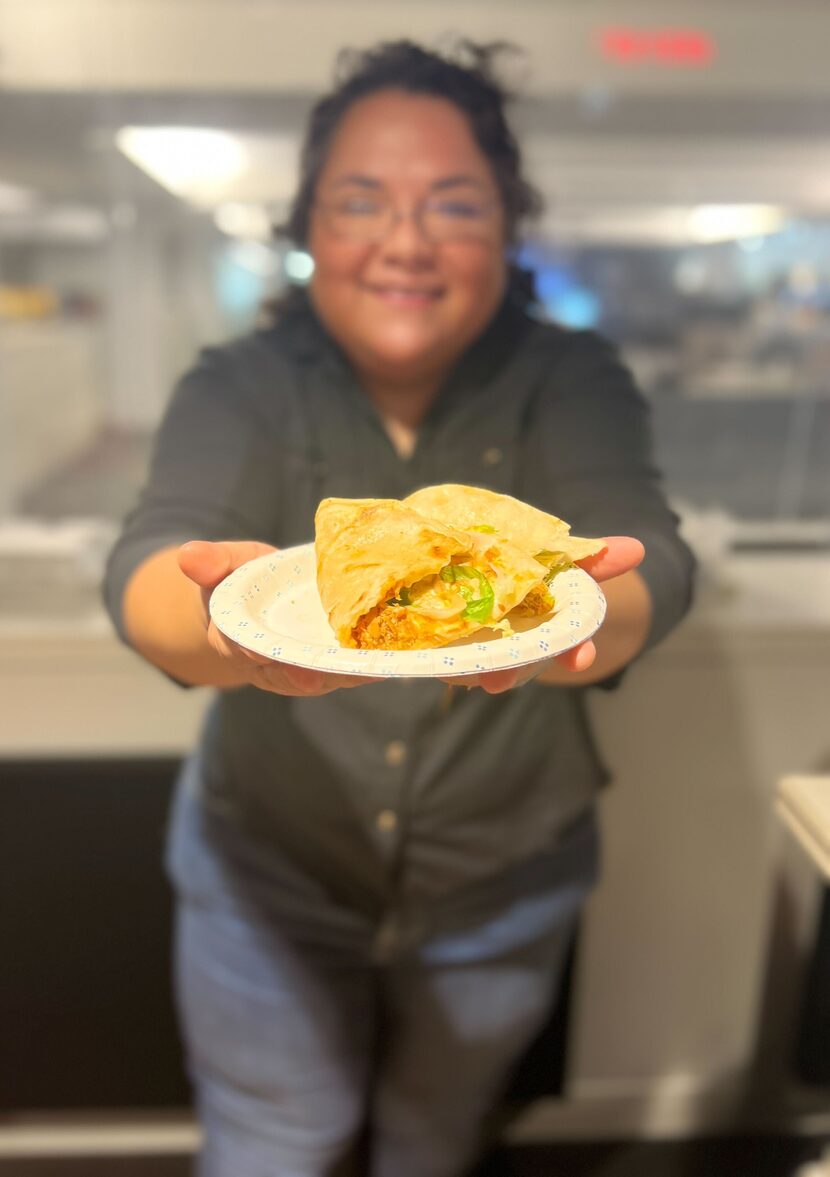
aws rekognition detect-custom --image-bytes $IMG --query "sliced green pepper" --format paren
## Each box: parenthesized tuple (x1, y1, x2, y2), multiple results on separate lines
(386, 585, 411, 607)
(533, 550, 574, 585)
(439, 564, 495, 622)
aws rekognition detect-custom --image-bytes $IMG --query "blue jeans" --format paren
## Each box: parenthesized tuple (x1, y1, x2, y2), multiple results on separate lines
(167, 761, 599, 1177)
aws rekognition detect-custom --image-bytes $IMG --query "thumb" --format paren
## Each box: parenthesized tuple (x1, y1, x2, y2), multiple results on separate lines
(177, 540, 276, 591)
(576, 536, 645, 583)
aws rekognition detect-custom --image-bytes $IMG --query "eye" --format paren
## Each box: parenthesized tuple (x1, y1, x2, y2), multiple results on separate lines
(336, 196, 384, 216)
(429, 200, 489, 220)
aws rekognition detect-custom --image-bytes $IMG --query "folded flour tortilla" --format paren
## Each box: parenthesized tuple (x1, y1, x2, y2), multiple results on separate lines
(404, 484, 607, 620)
(404, 484, 606, 566)
(314, 497, 549, 650)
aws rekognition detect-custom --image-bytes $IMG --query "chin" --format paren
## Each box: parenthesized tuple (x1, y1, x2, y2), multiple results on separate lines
(363, 326, 451, 370)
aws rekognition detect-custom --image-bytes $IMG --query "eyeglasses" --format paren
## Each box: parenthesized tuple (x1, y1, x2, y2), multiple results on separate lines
(313, 190, 500, 244)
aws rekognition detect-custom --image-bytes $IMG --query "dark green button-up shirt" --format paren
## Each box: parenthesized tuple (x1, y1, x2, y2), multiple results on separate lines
(104, 294, 694, 930)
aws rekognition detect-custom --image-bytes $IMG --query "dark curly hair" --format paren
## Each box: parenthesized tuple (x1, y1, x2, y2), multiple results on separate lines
(278, 39, 543, 251)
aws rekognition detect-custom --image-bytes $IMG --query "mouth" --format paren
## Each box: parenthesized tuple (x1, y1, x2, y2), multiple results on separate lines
(363, 283, 445, 307)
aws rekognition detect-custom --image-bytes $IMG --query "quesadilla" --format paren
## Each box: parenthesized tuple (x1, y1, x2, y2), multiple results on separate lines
(404, 483, 606, 616)
(314, 497, 549, 650)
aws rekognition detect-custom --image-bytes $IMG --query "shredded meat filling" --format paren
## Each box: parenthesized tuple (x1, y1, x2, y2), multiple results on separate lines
(352, 605, 455, 650)
(510, 584, 554, 618)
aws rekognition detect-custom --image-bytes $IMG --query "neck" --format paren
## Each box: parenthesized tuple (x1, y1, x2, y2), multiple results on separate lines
(357, 370, 447, 461)
(358, 369, 446, 430)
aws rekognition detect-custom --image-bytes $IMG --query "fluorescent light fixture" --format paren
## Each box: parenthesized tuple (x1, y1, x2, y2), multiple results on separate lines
(0, 204, 108, 242)
(543, 204, 791, 248)
(284, 250, 314, 282)
(687, 204, 786, 244)
(116, 126, 247, 204)
(214, 202, 273, 241)
(43, 206, 109, 240)
(673, 254, 708, 295)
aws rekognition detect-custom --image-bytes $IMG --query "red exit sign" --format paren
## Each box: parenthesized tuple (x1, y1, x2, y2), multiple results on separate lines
(598, 26, 716, 66)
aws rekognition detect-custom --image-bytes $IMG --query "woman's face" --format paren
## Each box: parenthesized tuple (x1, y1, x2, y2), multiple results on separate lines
(308, 90, 508, 384)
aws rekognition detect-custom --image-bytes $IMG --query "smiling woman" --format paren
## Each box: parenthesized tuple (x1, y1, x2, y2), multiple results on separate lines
(103, 37, 694, 1177)
(306, 89, 509, 401)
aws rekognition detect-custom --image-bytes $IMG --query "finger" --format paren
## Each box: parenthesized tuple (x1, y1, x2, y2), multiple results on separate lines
(438, 673, 481, 690)
(250, 664, 337, 696)
(556, 639, 597, 672)
(440, 664, 542, 693)
(278, 665, 335, 695)
(576, 536, 644, 583)
(476, 667, 522, 695)
(275, 664, 386, 693)
(177, 539, 276, 590)
(207, 624, 267, 663)
(252, 663, 386, 697)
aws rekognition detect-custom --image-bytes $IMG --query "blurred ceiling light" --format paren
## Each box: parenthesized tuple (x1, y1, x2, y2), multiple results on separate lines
(214, 202, 273, 241)
(45, 207, 109, 240)
(0, 181, 37, 213)
(116, 126, 247, 204)
(673, 254, 708, 295)
(0, 205, 108, 242)
(687, 204, 786, 244)
(284, 250, 314, 283)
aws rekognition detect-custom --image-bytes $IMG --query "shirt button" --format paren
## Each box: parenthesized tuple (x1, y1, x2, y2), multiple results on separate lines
(384, 740, 407, 767)
(481, 446, 503, 466)
(376, 809, 398, 833)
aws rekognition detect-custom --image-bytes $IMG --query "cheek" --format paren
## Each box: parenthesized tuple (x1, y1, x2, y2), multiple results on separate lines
(310, 241, 368, 288)
(442, 246, 507, 309)
(307, 221, 371, 296)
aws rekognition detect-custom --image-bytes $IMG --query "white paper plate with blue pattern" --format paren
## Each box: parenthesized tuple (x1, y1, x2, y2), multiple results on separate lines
(209, 544, 606, 678)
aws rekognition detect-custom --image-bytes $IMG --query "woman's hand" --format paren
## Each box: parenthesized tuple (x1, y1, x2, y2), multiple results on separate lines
(442, 536, 648, 694)
(178, 540, 383, 697)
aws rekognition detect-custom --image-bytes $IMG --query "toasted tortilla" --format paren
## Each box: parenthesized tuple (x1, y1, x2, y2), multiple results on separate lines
(314, 497, 548, 649)
(404, 483, 606, 565)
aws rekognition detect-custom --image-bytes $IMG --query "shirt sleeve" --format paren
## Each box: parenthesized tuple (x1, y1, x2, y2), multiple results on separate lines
(524, 330, 696, 654)
(102, 343, 283, 645)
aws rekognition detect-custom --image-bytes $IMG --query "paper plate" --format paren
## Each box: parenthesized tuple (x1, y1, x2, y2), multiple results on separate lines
(209, 544, 606, 678)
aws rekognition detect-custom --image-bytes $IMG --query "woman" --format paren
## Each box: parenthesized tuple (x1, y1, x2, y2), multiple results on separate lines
(105, 40, 694, 1177)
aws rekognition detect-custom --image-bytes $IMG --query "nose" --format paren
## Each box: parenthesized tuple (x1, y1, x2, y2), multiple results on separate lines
(379, 209, 435, 264)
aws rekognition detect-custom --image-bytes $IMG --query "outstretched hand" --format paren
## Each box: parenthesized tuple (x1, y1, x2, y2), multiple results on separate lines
(443, 536, 646, 694)
(178, 540, 383, 697)
(554, 534, 645, 669)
